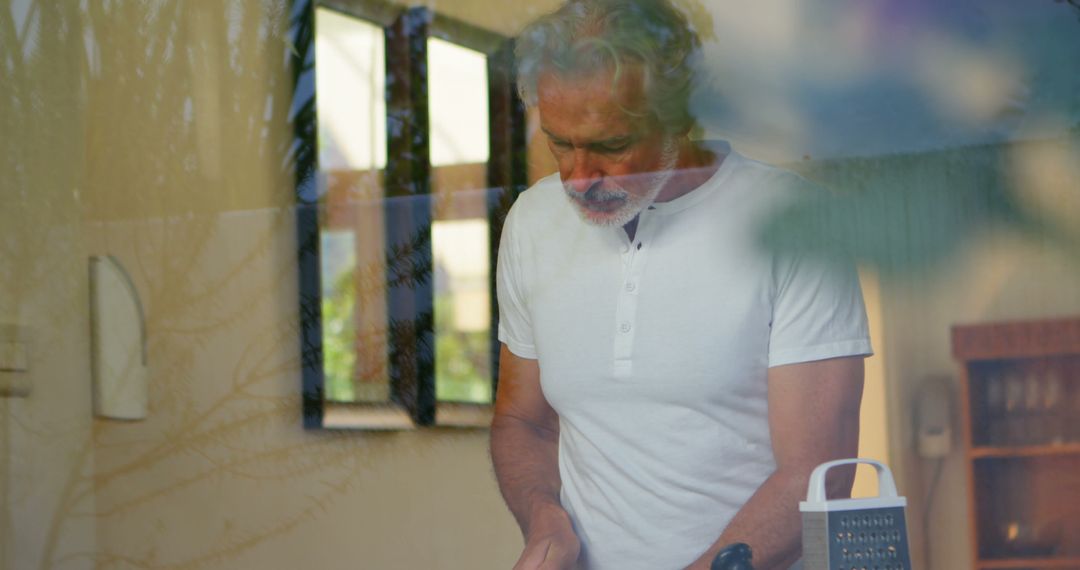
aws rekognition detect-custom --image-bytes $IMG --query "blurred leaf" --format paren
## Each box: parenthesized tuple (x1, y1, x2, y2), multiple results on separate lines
(763, 142, 1076, 276)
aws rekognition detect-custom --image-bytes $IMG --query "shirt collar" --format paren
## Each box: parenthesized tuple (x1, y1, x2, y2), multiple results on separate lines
(647, 140, 737, 216)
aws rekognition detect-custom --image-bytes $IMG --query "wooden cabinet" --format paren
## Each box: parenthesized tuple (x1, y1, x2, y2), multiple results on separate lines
(953, 317, 1080, 570)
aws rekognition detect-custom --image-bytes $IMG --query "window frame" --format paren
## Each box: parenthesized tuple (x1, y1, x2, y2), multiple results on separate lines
(292, 0, 526, 430)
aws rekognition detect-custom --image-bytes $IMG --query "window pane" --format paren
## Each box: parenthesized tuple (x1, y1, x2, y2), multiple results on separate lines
(432, 220, 492, 403)
(428, 37, 490, 167)
(315, 8, 389, 403)
(316, 8, 386, 171)
(428, 37, 493, 404)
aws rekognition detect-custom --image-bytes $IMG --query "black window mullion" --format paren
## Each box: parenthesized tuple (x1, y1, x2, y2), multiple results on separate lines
(486, 38, 527, 399)
(384, 7, 435, 426)
(293, 0, 324, 429)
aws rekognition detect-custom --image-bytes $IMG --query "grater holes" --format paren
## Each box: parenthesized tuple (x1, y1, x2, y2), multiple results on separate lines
(830, 511, 908, 570)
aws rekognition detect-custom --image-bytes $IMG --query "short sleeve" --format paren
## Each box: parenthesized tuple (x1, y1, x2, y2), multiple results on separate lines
(768, 249, 873, 368)
(496, 205, 538, 359)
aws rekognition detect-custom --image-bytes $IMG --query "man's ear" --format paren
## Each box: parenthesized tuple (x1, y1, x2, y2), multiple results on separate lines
(686, 122, 703, 140)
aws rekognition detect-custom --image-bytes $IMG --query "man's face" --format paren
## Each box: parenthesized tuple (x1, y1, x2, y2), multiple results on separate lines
(537, 65, 679, 227)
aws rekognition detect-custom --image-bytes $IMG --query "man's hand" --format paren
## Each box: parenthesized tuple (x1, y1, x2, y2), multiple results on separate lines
(513, 503, 580, 570)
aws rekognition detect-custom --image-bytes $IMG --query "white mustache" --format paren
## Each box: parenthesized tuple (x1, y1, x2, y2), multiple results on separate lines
(566, 183, 629, 204)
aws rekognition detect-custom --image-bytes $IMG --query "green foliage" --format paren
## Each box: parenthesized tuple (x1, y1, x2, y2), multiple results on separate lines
(768, 142, 1079, 278)
(321, 262, 492, 404)
(323, 268, 357, 402)
(434, 293, 492, 403)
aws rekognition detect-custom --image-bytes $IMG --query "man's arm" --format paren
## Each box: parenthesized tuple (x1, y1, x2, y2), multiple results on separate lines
(686, 356, 865, 570)
(491, 344, 580, 570)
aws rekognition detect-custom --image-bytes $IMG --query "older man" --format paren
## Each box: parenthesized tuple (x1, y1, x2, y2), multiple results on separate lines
(490, 1, 872, 569)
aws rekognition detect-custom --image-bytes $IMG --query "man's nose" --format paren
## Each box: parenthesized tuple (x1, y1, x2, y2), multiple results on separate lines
(565, 149, 601, 194)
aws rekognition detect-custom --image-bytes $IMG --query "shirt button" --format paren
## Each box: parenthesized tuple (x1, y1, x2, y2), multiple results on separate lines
(625, 282, 636, 292)
(620, 322, 632, 333)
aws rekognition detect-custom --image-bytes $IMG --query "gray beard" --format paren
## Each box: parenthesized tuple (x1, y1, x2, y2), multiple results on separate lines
(564, 137, 680, 228)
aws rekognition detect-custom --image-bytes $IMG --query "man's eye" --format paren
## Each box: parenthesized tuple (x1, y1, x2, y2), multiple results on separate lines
(599, 141, 630, 153)
(551, 140, 572, 149)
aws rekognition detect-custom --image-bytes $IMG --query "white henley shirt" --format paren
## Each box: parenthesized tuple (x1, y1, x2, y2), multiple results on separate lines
(496, 147, 873, 570)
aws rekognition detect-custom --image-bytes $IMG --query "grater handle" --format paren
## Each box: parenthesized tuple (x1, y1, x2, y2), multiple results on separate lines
(805, 458, 898, 503)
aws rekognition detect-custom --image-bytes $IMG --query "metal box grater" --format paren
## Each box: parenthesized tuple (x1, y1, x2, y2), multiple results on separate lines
(799, 459, 912, 570)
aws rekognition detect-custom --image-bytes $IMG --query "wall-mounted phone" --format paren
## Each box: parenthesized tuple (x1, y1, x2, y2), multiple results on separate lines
(916, 376, 953, 458)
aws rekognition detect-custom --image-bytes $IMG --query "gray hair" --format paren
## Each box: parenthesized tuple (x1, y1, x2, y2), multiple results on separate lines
(515, 0, 702, 134)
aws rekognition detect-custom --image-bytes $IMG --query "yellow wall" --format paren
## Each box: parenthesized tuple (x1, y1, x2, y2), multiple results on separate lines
(83, 2, 522, 569)
(851, 271, 890, 500)
(0, 2, 99, 569)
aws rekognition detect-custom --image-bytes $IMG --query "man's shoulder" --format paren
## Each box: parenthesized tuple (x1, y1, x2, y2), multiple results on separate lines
(505, 172, 571, 226)
(516, 172, 565, 205)
(727, 152, 821, 198)
(713, 151, 830, 216)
